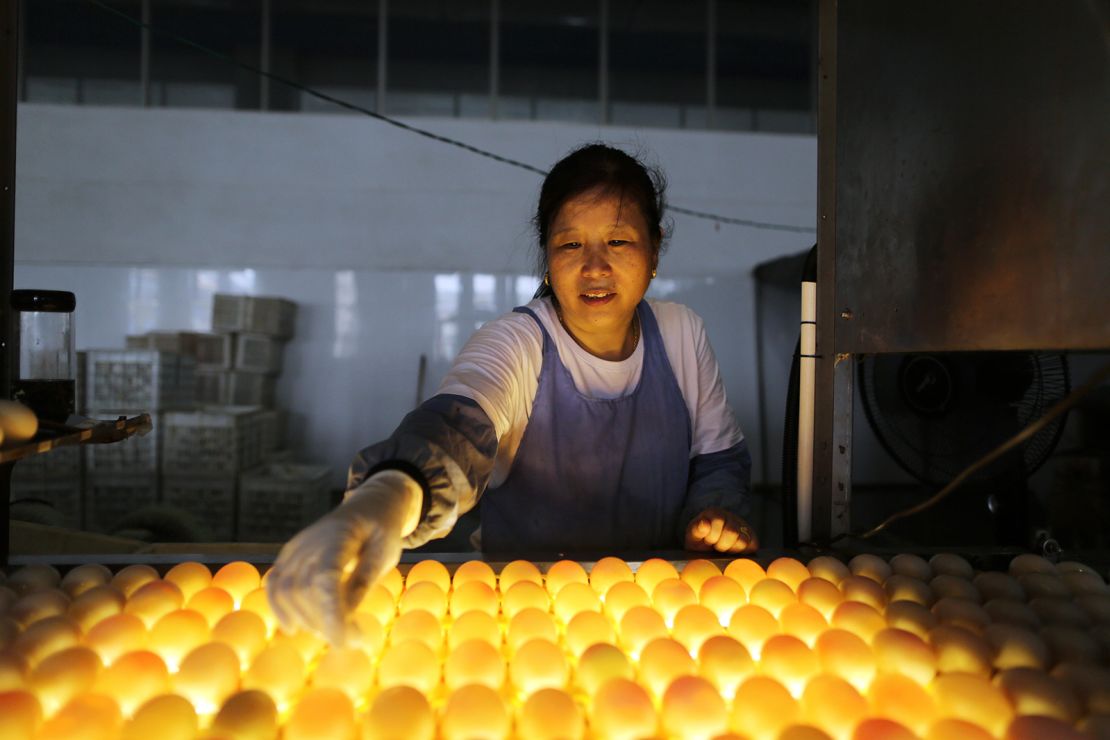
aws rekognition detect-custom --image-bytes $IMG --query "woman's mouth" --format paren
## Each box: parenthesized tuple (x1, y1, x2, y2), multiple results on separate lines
(580, 291, 616, 306)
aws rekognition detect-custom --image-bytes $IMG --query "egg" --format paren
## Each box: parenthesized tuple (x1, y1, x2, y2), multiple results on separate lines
(872, 628, 936, 685)
(553, 581, 603, 624)
(591, 677, 658, 740)
(36, 692, 122, 740)
(84, 612, 148, 665)
(518, 688, 585, 740)
(441, 685, 513, 740)
(928, 624, 994, 676)
(1018, 572, 1070, 600)
(928, 553, 973, 580)
(994, 666, 1081, 723)
(7, 564, 60, 595)
(397, 581, 447, 620)
(311, 646, 374, 702)
(724, 558, 767, 592)
(0, 400, 38, 443)
(163, 562, 212, 602)
(94, 649, 170, 715)
(27, 645, 101, 715)
(618, 605, 669, 657)
(888, 553, 932, 581)
(634, 558, 680, 594)
(60, 564, 112, 598)
(444, 638, 505, 691)
(242, 643, 306, 709)
(146, 609, 209, 671)
(730, 675, 799, 739)
(699, 575, 746, 624)
(283, 687, 358, 740)
(376, 638, 440, 692)
(447, 609, 501, 650)
(799, 673, 868, 740)
(564, 609, 616, 656)
(389, 608, 443, 652)
(110, 565, 159, 598)
(680, 559, 723, 592)
(984, 623, 1051, 671)
(603, 581, 651, 622)
(123, 580, 184, 628)
(727, 604, 780, 658)
(507, 607, 559, 652)
(1040, 624, 1103, 666)
(652, 578, 698, 626)
(239, 588, 278, 635)
(575, 641, 635, 694)
(501, 580, 551, 618)
(589, 557, 635, 595)
(807, 556, 851, 586)
(1006, 715, 1087, 740)
(638, 637, 696, 699)
(449, 580, 499, 618)
(121, 694, 196, 740)
(883, 599, 937, 640)
(405, 559, 451, 593)
(67, 585, 125, 633)
(767, 557, 811, 592)
(797, 577, 844, 620)
(851, 718, 917, 740)
(829, 600, 886, 643)
(672, 603, 725, 652)
(184, 586, 234, 627)
(363, 685, 434, 740)
(931, 597, 991, 634)
(929, 574, 981, 603)
(972, 571, 1026, 602)
(867, 673, 938, 736)
(1009, 553, 1057, 577)
(758, 634, 818, 696)
(848, 553, 892, 584)
(378, 566, 405, 602)
(661, 675, 729, 739)
(10, 588, 70, 629)
(356, 584, 397, 626)
(211, 561, 260, 606)
(452, 560, 497, 590)
(932, 672, 1014, 737)
(13, 615, 80, 667)
(814, 628, 875, 692)
(698, 634, 753, 697)
(510, 638, 568, 694)
(779, 602, 828, 647)
(211, 690, 279, 740)
(982, 598, 1041, 630)
(0, 650, 28, 691)
(498, 559, 544, 590)
(544, 560, 590, 597)
(211, 609, 267, 667)
(882, 575, 933, 607)
(749, 578, 797, 618)
(1028, 597, 1091, 628)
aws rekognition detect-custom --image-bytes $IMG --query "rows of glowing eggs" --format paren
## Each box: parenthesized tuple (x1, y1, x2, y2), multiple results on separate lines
(0, 552, 1107, 739)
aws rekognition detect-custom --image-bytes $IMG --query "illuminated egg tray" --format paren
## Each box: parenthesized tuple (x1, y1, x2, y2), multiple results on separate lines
(0, 554, 1109, 740)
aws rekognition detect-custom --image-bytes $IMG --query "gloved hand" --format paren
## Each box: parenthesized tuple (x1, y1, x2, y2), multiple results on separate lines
(685, 506, 759, 553)
(266, 469, 423, 645)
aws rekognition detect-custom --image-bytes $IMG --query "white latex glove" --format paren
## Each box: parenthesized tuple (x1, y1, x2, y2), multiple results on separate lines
(266, 469, 423, 645)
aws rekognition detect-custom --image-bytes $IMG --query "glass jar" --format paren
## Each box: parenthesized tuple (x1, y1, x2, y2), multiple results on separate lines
(11, 289, 76, 423)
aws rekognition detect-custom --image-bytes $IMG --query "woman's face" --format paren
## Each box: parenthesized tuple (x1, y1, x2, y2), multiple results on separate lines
(545, 187, 656, 352)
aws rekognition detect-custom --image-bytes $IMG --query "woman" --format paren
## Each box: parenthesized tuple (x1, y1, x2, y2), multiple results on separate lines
(268, 144, 757, 644)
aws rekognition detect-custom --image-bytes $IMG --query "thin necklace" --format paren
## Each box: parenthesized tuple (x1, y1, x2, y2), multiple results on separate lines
(553, 302, 640, 355)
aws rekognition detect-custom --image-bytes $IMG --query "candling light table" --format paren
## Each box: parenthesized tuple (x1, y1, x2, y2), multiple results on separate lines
(0, 552, 1107, 739)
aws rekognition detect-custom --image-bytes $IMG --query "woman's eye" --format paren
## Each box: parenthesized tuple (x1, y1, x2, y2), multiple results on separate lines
(608, 239, 629, 247)
(560, 241, 581, 249)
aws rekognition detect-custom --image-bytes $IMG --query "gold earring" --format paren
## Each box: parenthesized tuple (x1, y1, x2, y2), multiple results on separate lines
(543, 272, 550, 286)
(651, 269, 657, 279)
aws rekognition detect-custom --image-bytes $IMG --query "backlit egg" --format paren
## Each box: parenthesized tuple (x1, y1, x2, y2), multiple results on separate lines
(242, 643, 306, 709)
(14, 615, 80, 667)
(699, 575, 746, 625)
(589, 557, 634, 595)
(518, 687, 585, 740)
(723, 559, 766, 593)
(311, 646, 374, 701)
(498, 560, 544, 591)
(928, 553, 973, 580)
(883, 600, 937, 640)
(211, 609, 268, 667)
(397, 581, 447, 620)
(564, 609, 616, 656)
(211, 689, 279, 740)
(376, 639, 439, 693)
(110, 564, 159, 598)
(121, 694, 196, 740)
(553, 581, 603, 624)
(164, 562, 212, 602)
(94, 649, 170, 715)
(67, 585, 125, 633)
(994, 666, 1081, 723)
(730, 675, 798, 740)
(591, 677, 658, 740)
(603, 581, 651, 622)
(749, 578, 796, 618)
(928, 624, 993, 676)
(60, 564, 112, 599)
(758, 634, 818, 697)
(84, 613, 148, 665)
(807, 556, 850, 586)
(872, 628, 936, 685)
(888, 553, 932, 581)
(661, 675, 729, 739)
(697, 634, 753, 697)
(284, 687, 357, 740)
(444, 638, 505, 691)
(441, 683, 511, 740)
(672, 603, 725, 653)
(27, 645, 101, 715)
(779, 602, 827, 647)
(680, 559, 723, 592)
(800, 673, 868, 740)
(449, 580, 499, 618)
(123, 580, 184, 628)
(727, 604, 780, 658)
(867, 673, 937, 736)
(638, 637, 696, 699)
(814, 628, 875, 692)
(767, 558, 810, 592)
(447, 610, 500, 650)
(507, 607, 559, 652)
(390, 608, 443, 652)
(501, 580, 550, 618)
(652, 578, 698, 626)
(618, 605, 669, 657)
(634, 558, 679, 594)
(510, 638, 568, 694)
(363, 685, 434, 740)
(797, 577, 844, 620)
(146, 609, 209, 671)
(211, 561, 260, 606)
(452, 560, 497, 590)
(576, 642, 635, 694)
(405, 559, 451, 593)
(545, 560, 590, 598)
(931, 672, 1014, 737)
(185, 586, 234, 627)
(172, 641, 239, 716)
(36, 691, 122, 740)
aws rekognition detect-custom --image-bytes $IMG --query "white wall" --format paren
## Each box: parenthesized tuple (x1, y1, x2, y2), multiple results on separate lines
(15, 103, 818, 486)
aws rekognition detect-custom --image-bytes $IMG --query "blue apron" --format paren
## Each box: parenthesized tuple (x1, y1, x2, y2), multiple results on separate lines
(480, 301, 692, 552)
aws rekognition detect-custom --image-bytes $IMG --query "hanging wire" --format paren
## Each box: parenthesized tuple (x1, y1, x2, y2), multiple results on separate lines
(85, 0, 816, 235)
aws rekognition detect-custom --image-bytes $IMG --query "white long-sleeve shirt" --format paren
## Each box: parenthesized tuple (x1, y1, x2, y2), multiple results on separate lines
(438, 297, 745, 489)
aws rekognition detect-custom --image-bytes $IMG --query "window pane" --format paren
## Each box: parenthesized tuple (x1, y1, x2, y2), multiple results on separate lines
(716, 0, 812, 132)
(388, 0, 489, 117)
(273, 0, 379, 114)
(501, 0, 599, 123)
(24, 0, 142, 106)
(150, 0, 260, 110)
(609, 0, 705, 128)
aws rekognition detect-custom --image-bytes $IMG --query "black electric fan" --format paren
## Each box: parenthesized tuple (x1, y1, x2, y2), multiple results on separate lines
(858, 351, 1070, 490)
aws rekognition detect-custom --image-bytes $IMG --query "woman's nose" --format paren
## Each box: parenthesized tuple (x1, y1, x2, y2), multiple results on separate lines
(581, 242, 612, 275)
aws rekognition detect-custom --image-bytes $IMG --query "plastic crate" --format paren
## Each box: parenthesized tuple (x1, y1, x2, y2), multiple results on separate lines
(257, 409, 287, 452)
(194, 370, 226, 405)
(125, 332, 207, 357)
(85, 472, 159, 533)
(212, 294, 296, 339)
(162, 475, 237, 541)
(10, 477, 83, 530)
(237, 464, 331, 542)
(85, 350, 195, 411)
(85, 412, 160, 473)
(162, 407, 266, 475)
(234, 333, 283, 374)
(195, 333, 234, 371)
(227, 372, 276, 407)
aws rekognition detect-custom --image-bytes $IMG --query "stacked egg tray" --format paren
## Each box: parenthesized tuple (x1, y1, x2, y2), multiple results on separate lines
(0, 553, 1108, 739)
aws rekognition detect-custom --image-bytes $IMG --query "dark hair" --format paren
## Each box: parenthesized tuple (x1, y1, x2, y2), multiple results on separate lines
(533, 144, 669, 295)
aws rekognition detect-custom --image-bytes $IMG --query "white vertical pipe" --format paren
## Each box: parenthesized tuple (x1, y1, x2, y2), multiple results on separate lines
(797, 280, 817, 542)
